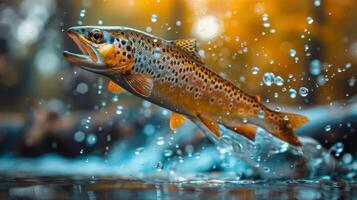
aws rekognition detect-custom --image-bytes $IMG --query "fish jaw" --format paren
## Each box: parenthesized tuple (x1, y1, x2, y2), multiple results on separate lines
(63, 29, 107, 73)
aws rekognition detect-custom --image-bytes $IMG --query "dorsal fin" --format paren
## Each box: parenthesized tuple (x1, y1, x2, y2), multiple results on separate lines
(172, 39, 203, 64)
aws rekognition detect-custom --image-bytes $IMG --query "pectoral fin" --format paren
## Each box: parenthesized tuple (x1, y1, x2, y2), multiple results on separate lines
(123, 73, 153, 97)
(197, 114, 221, 137)
(224, 124, 257, 141)
(170, 112, 186, 130)
(107, 80, 126, 93)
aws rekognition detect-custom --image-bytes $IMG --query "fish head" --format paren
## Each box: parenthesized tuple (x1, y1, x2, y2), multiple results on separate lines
(63, 26, 135, 75)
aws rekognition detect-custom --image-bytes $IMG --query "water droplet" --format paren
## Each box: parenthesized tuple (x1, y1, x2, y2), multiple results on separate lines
(156, 161, 163, 171)
(146, 26, 152, 33)
(251, 66, 260, 75)
(98, 20, 103, 25)
(194, 153, 201, 159)
(79, 9, 86, 18)
(263, 167, 270, 173)
(178, 156, 185, 163)
(154, 47, 161, 58)
(314, 0, 321, 7)
(76, 82, 88, 94)
(112, 95, 119, 102)
(324, 125, 332, 132)
(86, 134, 97, 145)
(275, 107, 281, 112)
(156, 137, 165, 145)
(263, 72, 275, 86)
(151, 14, 158, 23)
(306, 16, 314, 24)
(74, 131, 85, 142)
(263, 22, 270, 28)
(310, 59, 321, 75)
(289, 88, 297, 98)
(116, 106, 123, 115)
(330, 142, 344, 157)
(164, 149, 173, 157)
(289, 49, 297, 57)
(348, 77, 356, 87)
(343, 153, 353, 164)
(258, 110, 265, 119)
(345, 63, 352, 69)
(299, 87, 309, 97)
(242, 118, 248, 123)
(135, 147, 144, 155)
(176, 20, 182, 26)
(274, 76, 284, 86)
(262, 13, 269, 21)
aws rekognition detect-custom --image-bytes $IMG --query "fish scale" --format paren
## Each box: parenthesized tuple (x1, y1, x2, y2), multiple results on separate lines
(64, 26, 309, 147)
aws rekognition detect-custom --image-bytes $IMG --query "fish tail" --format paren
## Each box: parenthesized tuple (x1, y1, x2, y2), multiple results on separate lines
(266, 111, 309, 147)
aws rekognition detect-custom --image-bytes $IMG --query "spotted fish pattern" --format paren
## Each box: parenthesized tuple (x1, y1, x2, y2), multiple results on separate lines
(64, 26, 309, 147)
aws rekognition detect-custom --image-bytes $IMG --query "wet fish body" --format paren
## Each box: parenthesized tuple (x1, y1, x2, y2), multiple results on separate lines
(64, 26, 309, 146)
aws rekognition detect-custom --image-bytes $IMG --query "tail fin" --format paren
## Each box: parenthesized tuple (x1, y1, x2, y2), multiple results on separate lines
(281, 112, 309, 131)
(267, 112, 309, 147)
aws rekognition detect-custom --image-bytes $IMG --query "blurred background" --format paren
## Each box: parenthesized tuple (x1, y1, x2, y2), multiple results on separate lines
(0, 0, 357, 180)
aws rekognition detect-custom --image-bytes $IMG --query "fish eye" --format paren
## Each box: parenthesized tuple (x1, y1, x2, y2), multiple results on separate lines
(90, 29, 103, 43)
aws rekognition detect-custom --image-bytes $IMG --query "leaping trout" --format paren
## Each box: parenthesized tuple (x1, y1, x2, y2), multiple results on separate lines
(63, 26, 309, 146)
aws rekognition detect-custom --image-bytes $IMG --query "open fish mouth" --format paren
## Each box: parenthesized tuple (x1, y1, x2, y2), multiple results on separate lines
(63, 29, 107, 73)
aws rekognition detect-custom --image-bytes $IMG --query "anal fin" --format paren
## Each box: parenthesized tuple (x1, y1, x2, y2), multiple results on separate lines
(197, 114, 221, 137)
(224, 124, 257, 141)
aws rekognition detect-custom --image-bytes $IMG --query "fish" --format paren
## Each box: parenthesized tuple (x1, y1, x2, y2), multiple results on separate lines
(63, 26, 309, 147)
